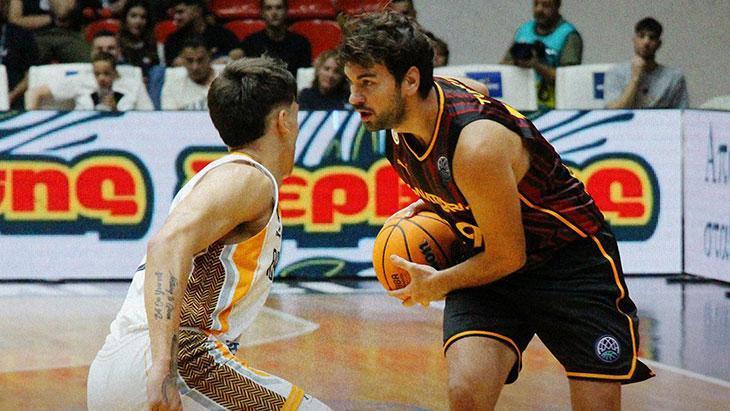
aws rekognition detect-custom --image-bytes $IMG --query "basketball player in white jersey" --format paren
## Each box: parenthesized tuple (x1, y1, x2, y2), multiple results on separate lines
(87, 57, 330, 410)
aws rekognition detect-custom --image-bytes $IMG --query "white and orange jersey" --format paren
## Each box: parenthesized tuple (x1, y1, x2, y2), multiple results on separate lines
(109, 152, 282, 343)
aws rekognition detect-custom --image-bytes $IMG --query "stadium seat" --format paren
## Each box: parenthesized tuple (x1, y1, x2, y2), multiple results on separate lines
(223, 19, 266, 41)
(434, 64, 539, 112)
(154, 20, 177, 44)
(296, 67, 315, 92)
(336, 0, 389, 15)
(210, 0, 261, 20)
(290, 19, 342, 61)
(288, 0, 337, 20)
(85, 18, 121, 43)
(0, 65, 8, 111)
(26, 63, 144, 110)
(555, 64, 615, 109)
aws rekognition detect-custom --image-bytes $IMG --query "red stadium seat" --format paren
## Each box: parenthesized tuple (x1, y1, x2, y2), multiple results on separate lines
(224, 19, 266, 41)
(210, 0, 261, 20)
(288, 0, 337, 20)
(336, 0, 389, 15)
(290, 19, 342, 61)
(84, 19, 121, 43)
(154, 20, 178, 44)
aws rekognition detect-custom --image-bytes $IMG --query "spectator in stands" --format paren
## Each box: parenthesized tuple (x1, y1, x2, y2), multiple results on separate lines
(163, 0, 238, 66)
(91, 29, 122, 61)
(26, 51, 154, 110)
(8, 0, 91, 63)
(605, 17, 688, 109)
(298, 49, 349, 111)
(0, 0, 40, 110)
(118, 0, 158, 78)
(239, 0, 311, 77)
(388, 0, 417, 20)
(426, 31, 449, 67)
(501, 0, 582, 110)
(161, 37, 215, 110)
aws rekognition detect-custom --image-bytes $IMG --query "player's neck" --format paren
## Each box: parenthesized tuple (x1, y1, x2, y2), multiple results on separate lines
(393, 88, 439, 147)
(229, 139, 290, 185)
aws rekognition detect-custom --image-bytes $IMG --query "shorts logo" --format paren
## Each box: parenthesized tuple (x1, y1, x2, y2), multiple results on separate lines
(437, 156, 451, 182)
(595, 335, 620, 363)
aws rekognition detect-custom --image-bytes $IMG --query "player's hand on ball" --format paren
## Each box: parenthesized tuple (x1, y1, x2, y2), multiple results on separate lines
(387, 255, 445, 307)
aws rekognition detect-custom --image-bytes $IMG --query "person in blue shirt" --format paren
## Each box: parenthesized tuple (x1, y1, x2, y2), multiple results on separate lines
(501, 0, 582, 110)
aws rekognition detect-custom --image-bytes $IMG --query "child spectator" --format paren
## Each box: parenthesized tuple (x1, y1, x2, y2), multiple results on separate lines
(27, 51, 153, 110)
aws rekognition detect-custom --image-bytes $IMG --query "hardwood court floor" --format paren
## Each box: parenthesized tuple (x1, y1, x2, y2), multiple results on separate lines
(1, 282, 729, 410)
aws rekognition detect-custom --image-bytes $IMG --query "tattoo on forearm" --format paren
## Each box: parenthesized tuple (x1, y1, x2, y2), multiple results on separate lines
(154, 271, 178, 320)
(161, 335, 179, 402)
(166, 275, 178, 320)
(154, 271, 164, 320)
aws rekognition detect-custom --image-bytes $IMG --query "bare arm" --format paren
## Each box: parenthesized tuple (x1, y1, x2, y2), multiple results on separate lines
(9, 74, 29, 106)
(144, 162, 273, 410)
(25, 85, 54, 109)
(390, 120, 527, 304)
(606, 57, 645, 109)
(9, 0, 52, 30)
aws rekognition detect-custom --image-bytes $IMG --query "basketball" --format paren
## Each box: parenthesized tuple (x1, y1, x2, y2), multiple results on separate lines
(372, 211, 463, 294)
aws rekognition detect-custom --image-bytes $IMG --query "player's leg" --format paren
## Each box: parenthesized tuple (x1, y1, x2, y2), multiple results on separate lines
(528, 229, 653, 402)
(443, 284, 534, 410)
(177, 329, 330, 410)
(87, 331, 150, 411)
(445, 336, 515, 410)
(569, 379, 621, 411)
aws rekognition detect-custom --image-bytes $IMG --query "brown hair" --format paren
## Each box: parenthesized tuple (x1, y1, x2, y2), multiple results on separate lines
(311, 49, 347, 95)
(338, 11, 434, 98)
(208, 57, 297, 147)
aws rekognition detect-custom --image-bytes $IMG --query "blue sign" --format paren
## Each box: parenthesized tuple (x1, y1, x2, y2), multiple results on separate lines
(466, 71, 503, 98)
(593, 72, 605, 99)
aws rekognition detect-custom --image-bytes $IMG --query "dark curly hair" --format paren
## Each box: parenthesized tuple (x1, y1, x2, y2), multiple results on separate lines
(338, 11, 434, 99)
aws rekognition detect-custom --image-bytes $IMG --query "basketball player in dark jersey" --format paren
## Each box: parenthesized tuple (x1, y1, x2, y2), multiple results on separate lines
(339, 12, 653, 410)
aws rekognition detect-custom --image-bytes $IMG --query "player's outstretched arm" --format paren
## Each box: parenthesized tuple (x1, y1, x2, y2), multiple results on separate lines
(143, 163, 274, 411)
(389, 120, 528, 305)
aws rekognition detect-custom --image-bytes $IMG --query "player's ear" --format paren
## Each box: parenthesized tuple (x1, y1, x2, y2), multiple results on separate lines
(275, 106, 294, 139)
(402, 66, 420, 97)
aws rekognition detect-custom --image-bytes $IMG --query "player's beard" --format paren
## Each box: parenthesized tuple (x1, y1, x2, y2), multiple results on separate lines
(362, 92, 406, 132)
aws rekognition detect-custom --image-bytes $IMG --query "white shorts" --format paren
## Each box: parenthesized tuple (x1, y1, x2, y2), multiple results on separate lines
(87, 329, 330, 410)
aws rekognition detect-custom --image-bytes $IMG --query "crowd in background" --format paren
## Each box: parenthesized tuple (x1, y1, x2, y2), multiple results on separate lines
(1, 0, 727, 112)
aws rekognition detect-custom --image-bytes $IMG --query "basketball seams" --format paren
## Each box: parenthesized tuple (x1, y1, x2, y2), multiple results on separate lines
(401, 218, 451, 267)
(373, 212, 457, 293)
(378, 224, 401, 291)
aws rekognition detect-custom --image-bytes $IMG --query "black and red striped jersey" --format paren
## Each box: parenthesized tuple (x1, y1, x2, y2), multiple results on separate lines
(386, 76, 606, 270)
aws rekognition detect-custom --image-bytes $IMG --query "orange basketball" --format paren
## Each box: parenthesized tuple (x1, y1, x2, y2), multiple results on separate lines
(372, 211, 463, 294)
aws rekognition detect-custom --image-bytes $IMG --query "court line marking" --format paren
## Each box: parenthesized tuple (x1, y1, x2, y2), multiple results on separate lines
(642, 359, 730, 388)
(241, 306, 320, 348)
(298, 281, 357, 294)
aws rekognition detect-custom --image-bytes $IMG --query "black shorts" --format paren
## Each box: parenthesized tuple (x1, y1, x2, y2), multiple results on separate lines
(443, 228, 654, 384)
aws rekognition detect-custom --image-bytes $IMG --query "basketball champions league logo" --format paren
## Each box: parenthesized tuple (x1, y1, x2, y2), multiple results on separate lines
(437, 156, 451, 182)
(595, 335, 621, 363)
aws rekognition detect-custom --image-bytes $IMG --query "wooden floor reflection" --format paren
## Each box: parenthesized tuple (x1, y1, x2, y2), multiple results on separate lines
(1, 290, 729, 410)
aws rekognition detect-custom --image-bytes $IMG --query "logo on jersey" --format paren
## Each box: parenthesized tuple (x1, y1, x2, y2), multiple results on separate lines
(595, 335, 621, 363)
(392, 131, 400, 145)
(437, 156, 451, 182)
